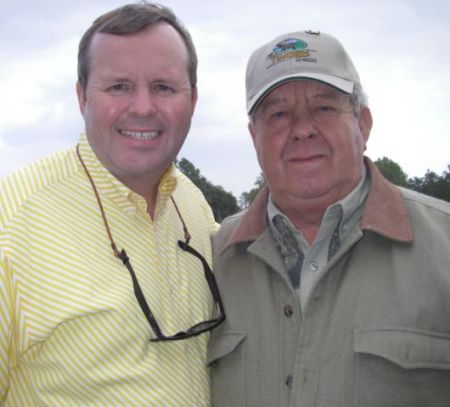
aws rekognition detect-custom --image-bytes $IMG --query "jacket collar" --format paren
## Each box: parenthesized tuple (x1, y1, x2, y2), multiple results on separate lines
(223, 158, 413, 252)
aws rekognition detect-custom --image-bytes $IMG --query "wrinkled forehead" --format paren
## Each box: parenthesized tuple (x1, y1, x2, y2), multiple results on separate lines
(257, 79, 348, 109)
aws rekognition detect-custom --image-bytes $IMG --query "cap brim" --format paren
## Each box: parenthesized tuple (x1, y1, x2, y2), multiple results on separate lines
(247, 73, 355, 114)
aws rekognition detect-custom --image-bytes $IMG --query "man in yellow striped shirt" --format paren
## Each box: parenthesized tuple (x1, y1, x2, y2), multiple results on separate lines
(0, 3, 222, 405)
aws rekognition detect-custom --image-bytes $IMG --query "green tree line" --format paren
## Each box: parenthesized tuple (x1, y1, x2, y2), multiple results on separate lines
(374, 157, 450, 202)
(177, 157, 450, 221)
(176, 158, 239, 221)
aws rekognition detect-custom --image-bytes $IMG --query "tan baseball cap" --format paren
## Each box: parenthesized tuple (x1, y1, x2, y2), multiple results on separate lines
(246, 30, 360, 114)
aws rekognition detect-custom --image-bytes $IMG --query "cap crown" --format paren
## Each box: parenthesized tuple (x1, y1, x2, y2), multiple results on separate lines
(246, 30, 360, 114)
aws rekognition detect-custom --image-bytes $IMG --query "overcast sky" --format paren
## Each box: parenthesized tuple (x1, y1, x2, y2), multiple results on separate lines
(0, 0, 449, 197)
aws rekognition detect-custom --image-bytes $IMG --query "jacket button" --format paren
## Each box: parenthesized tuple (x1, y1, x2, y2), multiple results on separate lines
(285, 374, 293, 388)
(284, 305, 294, 317)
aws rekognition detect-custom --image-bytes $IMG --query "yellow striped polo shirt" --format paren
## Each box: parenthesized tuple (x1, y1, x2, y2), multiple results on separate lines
(0, 134, 218, 406)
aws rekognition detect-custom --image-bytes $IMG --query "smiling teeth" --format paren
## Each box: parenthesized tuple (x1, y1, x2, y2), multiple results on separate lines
(121, 130, 159, 140)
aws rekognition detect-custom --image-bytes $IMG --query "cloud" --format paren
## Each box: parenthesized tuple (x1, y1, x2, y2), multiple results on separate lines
(0, 0, 448, 197)
(0, 39, 78, 132)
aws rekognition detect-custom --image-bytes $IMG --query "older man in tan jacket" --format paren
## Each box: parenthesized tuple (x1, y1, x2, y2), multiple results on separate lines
(208, 30, 450, 407)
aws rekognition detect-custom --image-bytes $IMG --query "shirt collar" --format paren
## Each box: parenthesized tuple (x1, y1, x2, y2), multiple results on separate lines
(267, 167, 369, 242)
(327, 166, 369, 239)
(76, 133, 177, 215)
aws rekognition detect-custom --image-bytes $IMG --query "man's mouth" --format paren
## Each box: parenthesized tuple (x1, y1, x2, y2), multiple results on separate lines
(120, 130, 161, 140)
(288, 154, 324, 162)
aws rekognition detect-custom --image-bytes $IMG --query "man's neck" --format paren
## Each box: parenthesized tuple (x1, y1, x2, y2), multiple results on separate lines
(273, 184, 360, 244)
(281, 201, 327, 245)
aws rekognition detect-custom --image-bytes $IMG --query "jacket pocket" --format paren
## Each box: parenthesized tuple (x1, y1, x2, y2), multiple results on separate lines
(353, 327, 450, 407)
(208, 331, 246, 407)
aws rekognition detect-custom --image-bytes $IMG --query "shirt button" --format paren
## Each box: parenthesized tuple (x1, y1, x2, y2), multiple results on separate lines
(309, 262, 319, 272)
(284, 305, 294, 317)
(126, 207, 136, 214)
(285, 374, 293, 388)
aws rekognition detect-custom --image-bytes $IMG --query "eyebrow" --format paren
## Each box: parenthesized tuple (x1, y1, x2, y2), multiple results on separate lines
(259, 95, 289, 112)
(309, 91, 343, 100)
(96, 72, 132, 83)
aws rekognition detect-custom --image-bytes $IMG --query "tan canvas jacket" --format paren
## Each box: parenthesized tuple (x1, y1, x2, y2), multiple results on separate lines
(209, 159, 450, 407)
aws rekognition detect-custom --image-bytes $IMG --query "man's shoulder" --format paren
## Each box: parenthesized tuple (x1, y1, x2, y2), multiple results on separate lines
(220, 210, 246, 231)
(172, 168, 212, 209)
(399, 187, 450, 216)
(214, 210, 246, 252)
(173, 169, 203, 194)
(172, 169, 218, 232)
(0, 147, 78, 226)
(398, 187, 450, 242)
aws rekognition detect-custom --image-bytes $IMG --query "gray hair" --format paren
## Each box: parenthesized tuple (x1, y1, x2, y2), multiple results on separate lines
(349, 83, 369, 116)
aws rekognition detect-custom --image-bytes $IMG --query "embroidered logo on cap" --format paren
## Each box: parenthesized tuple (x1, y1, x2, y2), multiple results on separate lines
(267, 37, 317, 67)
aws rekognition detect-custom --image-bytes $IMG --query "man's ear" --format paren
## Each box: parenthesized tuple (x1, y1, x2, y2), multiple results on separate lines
(358, 106, 373, 144)
(248, 119, 257, 146)
(76, 81, 86, 116)
(190, 86, 198, 112)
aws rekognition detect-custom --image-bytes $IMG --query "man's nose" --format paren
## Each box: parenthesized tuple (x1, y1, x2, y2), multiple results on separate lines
(129, 87, 157, 117)
(289, 108, 317, 141)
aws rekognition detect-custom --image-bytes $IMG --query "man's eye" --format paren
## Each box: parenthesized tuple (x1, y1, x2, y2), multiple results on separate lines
(317, 105, 336, 112)
(108, 83, 130, 93)
(313, 105, 339, 117)
(153, 83, 174, 94)
(271, 111, 288, 119)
